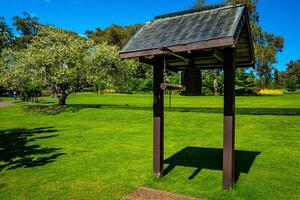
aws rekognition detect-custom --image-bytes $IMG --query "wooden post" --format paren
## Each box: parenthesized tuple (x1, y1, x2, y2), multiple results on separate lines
(223, 47, 236, 190)
(153, 64, 164, 176)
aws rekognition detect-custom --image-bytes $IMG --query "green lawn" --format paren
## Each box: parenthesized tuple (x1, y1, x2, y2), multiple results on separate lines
(0, 93, 299, 200)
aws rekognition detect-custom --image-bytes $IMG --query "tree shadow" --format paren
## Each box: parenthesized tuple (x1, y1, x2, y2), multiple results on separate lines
(175, 107, 300, 116)
(164, 146, 260, 182)
(24, 104, 130, 115)
(24, 104, 300, 116)
(0, 127, 65, 171)
(68, 105, 300, 116)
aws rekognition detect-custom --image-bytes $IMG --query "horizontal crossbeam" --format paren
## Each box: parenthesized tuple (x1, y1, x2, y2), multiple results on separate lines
(160, 46, 190, 64)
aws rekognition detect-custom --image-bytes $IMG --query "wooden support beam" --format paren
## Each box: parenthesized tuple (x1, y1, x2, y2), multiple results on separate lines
(153, 64, 164, 177)
(139, 57, 159, 66)
(160, 83, 185, 91)
(213, 49, 224, 63)
(194, 58, 220, 65)
(223, 47, 236, 190)
(161, 46, 190, 64)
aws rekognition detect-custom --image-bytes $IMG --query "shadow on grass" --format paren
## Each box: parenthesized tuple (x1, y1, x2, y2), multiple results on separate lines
(24, 104, 300, 116)
(0, 127, 65, 171)
(164, 146, 260, 182)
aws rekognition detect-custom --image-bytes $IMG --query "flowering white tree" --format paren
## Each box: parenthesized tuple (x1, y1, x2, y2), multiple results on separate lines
(1, 26, 137, 105)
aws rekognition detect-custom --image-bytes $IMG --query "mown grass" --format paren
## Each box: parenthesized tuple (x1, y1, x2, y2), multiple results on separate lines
(0, 93, 299, 200)
(67, 92, 300, 108)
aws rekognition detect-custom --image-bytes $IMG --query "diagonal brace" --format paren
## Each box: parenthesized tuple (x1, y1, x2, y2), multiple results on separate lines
(160, 46, 190, 64)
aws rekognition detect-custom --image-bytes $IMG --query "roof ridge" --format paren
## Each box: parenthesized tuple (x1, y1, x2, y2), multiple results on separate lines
(154, 3, 244, 20)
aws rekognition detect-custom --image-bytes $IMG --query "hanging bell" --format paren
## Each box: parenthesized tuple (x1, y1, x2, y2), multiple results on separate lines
(181, 65, 202, 96)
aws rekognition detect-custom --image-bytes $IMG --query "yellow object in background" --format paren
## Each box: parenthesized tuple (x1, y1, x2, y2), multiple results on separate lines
(100, 89, 117, 93)
(257, 89, 284, 95)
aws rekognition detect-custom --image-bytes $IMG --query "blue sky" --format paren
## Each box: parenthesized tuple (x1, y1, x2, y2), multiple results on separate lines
(1, 0, 299, 70)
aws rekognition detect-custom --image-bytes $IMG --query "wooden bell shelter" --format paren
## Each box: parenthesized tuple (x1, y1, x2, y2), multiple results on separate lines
(120, 4, 255, 190)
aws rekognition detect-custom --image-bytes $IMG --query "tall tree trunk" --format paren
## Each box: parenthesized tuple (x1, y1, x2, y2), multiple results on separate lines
(58, 94, 67, 105)
(213, 78, 219, 95)
(213, 70, 219, 95)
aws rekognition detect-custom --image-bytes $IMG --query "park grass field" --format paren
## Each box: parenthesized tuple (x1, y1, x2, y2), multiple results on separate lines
(0, 93, 300, 200)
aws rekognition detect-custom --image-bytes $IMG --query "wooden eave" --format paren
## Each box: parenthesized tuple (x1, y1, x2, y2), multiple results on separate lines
(120, 37, 235, 59)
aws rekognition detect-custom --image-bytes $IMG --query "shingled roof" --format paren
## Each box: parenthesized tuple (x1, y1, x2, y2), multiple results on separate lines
(120, 4, 255, 69)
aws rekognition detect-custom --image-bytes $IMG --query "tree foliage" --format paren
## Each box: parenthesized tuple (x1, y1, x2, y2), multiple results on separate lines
(235, 68, 255, 95)
(201, 70, 224, 95)
(13, 12, 39, 36)
(286, 59, 300, 91)
(12, 11, 40, 49)
(1, 12, 40, 98)
(0, 17, 15, 95)
(0, 17, 14, 53)
(1, 26, 137, 104)
(87, 23, 148, 93)
(86, 24, 142, 48)
(88, 42, 137, 93)
(287, 59, 300, 80)
(253, 26, 284, 87)
(226, 0, 284, 88)
(226, 0, 259, 22)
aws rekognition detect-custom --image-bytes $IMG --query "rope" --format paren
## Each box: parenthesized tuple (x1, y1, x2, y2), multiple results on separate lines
(163, 49, 172, 109)
(163, 51, 167, 83)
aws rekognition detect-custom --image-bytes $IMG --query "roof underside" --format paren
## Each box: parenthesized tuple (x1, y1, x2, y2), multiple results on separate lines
(120, 4, 255, 69)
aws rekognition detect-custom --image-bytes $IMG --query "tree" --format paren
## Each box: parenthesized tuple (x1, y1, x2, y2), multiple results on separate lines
(254, 27, 284, 87)
(87, 24, 146, 93)
(86, 24, 142, 48)
(0, 12, 40, 98)
(0, 17, 14, 53)
(273, 68, 283, 88)
(287, 59, 300, 81)
(12, 11, 40, 49)
(88, 42, 137, 93)
(226, 0, 284, 88)
(0, 17, 15, 95)
(201, 70, 223, 95)
(0, 47, 44, 101)
(235, 68, 255, 95)
(13, 12, 39, 36)
(286, 59, 300, 91)
(273, 68, 280, 87)
(226, 0, 259, 22)
(3, 26, 137, 105)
